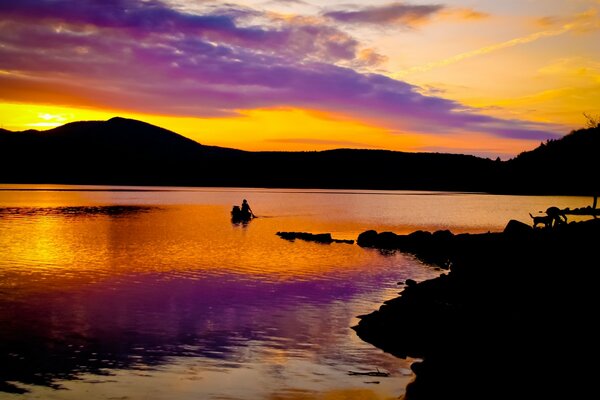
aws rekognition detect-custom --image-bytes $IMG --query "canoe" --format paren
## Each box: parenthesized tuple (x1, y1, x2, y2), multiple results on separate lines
(231, 205, 253, 222)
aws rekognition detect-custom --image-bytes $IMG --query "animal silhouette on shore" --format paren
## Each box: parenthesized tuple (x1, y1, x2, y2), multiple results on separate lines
(529, 206, 568, 228)
(529, 213, 553, 228)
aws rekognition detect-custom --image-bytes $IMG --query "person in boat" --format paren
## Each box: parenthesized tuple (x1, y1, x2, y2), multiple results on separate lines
(241, 199, 254, 218)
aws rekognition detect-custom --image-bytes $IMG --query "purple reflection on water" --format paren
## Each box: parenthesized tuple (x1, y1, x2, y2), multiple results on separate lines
(0, 267, 399, 393)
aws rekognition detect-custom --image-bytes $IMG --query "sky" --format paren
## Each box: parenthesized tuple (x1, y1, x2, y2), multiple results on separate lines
(1, 0, 599, 158)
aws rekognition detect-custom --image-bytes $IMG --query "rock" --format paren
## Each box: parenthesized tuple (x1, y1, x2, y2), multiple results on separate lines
(276, 231, 353, 244)
(357, 230, 378, 247)
(377, 231, 401, 248)
(353, 218, 600, 400)
(503, 219, 533, 236)
(334, 239, 355, 244)
(405, 279, 417, 287)
(432, 230, 453, 240)
(407, 230, 432, 240)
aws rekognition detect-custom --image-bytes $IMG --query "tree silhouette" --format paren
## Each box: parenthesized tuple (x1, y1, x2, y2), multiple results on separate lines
(583, 112, 600, 129)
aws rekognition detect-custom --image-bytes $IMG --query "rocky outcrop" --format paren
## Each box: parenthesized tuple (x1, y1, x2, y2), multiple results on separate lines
(358, 229, 460, 268)
(353, 219, 600, 399)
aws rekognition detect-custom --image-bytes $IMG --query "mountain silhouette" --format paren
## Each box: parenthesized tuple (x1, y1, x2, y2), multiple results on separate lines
(0, 117, 597, 195)
(0, 117, 245, 186)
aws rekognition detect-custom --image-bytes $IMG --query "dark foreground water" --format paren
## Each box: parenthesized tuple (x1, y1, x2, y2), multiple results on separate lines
(0, 185, 591, 399)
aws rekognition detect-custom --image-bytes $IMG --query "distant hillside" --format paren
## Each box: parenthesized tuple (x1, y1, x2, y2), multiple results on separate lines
(0, 117, 245, 185)
(500, 125, 600, 195)
(0, 117, 597, 195)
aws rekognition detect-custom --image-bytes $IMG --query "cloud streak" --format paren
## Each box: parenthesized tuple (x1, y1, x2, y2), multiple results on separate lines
(395, 7, 600, 76)
(396, 26, 572, 77)
(322, 2, 488, 27)
(0, 0, 560, 141)
(323, 2, 444, 27)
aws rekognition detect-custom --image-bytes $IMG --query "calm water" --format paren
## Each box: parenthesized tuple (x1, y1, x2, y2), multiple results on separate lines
(0, 185, 591, 399)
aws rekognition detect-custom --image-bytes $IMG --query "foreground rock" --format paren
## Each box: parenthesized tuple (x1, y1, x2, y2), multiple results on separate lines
(276, 231, 354, 244)
(354, 219, 600, 399)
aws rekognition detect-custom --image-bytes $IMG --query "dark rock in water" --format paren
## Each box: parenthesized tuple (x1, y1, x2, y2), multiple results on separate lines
(353, 218, 600, 399)
(377, 231, 401, 248)
(276, 231, 354, 244)
(357, 230, 378, 247)
(356, 229, 456, 268)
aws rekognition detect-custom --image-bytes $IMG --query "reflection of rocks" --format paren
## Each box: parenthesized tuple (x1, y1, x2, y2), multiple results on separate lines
(354, 219, 600, 399)
(276, 231, 354, 244)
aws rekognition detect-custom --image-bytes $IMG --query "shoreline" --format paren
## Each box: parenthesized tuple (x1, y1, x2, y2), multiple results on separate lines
(0, 182, 596, 197)
(353, 218, 599, 399)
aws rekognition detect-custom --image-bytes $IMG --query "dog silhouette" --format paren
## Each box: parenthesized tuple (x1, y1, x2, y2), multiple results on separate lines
(529, 213, 553, 228)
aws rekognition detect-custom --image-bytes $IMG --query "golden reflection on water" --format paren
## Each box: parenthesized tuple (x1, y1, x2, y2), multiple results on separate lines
(2, 191, 592, 294)
(1, 205, 400, 293)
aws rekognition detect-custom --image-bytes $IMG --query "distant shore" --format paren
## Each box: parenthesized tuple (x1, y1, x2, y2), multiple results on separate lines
(353, 217, 599, 399)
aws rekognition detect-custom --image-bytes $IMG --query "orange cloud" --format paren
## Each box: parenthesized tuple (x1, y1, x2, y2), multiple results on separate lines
(438, 8, 490, 21)
(535, 8, 600, 32)
(356, 48, 389, 67)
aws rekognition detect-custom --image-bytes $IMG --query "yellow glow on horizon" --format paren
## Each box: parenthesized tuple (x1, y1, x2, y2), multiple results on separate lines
(412, 132, 543, 157)
(0, 101, 556, 157)
(178, 108, 419, 152)
(0, 104, 117, 131)
(0, 102, 427, 152)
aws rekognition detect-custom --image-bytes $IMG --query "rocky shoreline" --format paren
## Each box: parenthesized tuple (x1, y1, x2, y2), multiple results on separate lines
(353, 218, 599, 399)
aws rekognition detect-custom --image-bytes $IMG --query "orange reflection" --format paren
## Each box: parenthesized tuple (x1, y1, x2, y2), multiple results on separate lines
(268, 388, 400, 400)
(1, 188, 591, 294)
(0, 204, 402, 295)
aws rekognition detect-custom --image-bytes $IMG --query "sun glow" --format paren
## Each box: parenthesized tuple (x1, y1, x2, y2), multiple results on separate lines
(0, 101, 542, 157)
(0, 102, 426, 152)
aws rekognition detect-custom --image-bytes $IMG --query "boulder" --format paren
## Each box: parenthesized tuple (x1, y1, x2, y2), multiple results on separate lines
(503, 219, 533, 236)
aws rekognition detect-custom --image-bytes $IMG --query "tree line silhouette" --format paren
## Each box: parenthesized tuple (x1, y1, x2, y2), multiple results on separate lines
(0, 116, 598, 196)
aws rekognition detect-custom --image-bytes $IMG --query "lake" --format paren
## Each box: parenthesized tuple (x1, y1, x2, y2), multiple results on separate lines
(0, 185, 591, 399)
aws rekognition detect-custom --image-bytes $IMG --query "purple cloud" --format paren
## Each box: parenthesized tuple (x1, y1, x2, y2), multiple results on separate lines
(323, 2, 444, 27)
(265, 0, 310, 5)
(0, 0, 561, 141)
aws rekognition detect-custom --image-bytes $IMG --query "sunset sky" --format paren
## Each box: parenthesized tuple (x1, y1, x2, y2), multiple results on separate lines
(1, 0, 599, 158)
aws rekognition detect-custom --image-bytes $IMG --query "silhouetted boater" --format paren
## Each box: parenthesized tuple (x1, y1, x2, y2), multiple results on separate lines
(241, 199, 254, 218)
(231, 199, 255, 223)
